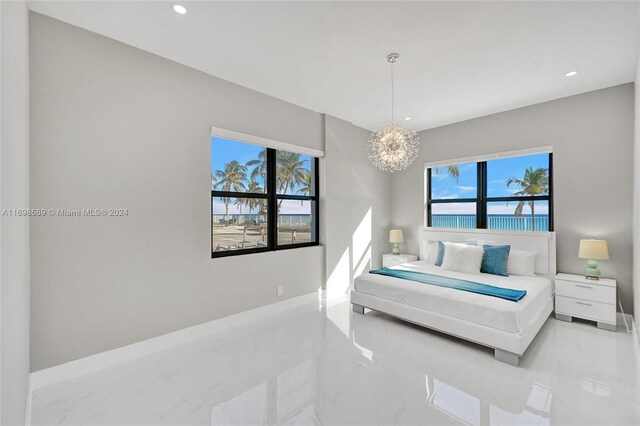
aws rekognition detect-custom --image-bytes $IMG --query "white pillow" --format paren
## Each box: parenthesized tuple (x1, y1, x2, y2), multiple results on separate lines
(421, 239, 440, 263)
(464, 239, 497, 247)
(421, 239, 429, 261)
(441, 243, 484, 274)
(426, 241, 439, 263)
(508, 250, 537, 276)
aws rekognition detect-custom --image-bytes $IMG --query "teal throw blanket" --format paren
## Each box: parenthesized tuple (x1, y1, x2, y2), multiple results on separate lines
(369, 267, 527, 302)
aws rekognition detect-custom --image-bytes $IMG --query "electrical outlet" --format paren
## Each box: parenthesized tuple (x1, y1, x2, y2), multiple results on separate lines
(277, 286, 284, 296)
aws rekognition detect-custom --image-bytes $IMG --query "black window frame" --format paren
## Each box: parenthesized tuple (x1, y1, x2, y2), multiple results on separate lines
(211, 146, 320, 258)
(427, 153, 554, 232)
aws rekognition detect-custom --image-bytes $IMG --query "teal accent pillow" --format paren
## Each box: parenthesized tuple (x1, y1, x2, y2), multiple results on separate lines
(435, 241, 446, 266)
(481, 245, 511, 277)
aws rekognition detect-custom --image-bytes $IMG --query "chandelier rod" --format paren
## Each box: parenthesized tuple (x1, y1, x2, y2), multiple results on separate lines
(390, 61, 395, 122)
(387, 53, 399, 123)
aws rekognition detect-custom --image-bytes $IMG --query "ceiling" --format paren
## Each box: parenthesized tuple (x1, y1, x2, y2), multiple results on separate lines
(29, 1, 639, 131)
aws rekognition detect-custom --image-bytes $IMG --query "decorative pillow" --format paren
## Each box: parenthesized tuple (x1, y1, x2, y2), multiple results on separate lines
(441, 243, 484, 274)
(481, 245, 511, 277)
(426, 241, 439, 263)
(508, 250, 537, 276)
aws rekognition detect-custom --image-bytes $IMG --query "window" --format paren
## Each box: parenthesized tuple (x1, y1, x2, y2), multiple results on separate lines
(427, 152, 553, 232)
(211, 136, 319, 257)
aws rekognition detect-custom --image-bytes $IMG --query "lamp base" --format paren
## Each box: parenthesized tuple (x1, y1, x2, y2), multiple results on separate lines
(585, 259, 601, 280)
(392, 243, 400, 255)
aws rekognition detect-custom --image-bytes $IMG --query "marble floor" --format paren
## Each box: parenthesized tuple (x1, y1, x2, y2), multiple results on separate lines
(32, 297, 640, 425)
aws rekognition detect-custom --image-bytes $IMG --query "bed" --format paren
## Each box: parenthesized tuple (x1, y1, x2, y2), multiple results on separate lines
(351, 227, 556, 366)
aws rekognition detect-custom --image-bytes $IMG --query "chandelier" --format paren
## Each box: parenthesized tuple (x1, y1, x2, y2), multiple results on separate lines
(368, 53, 419, 173)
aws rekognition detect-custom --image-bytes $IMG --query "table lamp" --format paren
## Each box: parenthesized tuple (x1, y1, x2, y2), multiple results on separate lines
(389, 229, 403, 255)
(578, 239, 609, 280)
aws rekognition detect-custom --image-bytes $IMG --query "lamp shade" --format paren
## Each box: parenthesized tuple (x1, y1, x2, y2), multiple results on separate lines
(389, 229, 404, 244)
(578, 239, 609, 260)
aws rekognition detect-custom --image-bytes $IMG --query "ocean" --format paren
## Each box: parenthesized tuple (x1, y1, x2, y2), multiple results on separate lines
(432, 214, 549, 231)
(213, 213, 549, 231)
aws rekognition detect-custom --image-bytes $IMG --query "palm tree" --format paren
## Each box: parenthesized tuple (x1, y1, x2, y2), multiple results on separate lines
(214, 160, 248, 220)
(433, 165, 460, 182)
(234, 198, 244, 219)
(297, 172, 313, 205)
(245, 180, 264, 223)
(277, 151, 309, 209)
(506, 167, 549, 230)
(246, 150, 267, 182)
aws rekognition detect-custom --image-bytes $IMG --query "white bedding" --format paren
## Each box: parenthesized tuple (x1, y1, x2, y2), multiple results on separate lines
(353, 261, 553, 334)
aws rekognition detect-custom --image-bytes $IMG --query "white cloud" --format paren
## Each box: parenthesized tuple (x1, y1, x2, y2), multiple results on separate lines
(431, 172, 449, 181)
(460, 163, 475, 172)
(432, 203, 476, 215)
(213, 201, 252, 215)
(213, 199, 312, 216)
(488, 203, 549, 215)
(279, 200, 311, 215)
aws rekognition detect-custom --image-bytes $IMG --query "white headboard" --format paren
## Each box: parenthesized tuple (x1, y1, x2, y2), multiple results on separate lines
(420, 227, 556, 280)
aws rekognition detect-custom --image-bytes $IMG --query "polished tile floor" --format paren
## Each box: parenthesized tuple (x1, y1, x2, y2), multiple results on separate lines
(32, 298, 640, 425)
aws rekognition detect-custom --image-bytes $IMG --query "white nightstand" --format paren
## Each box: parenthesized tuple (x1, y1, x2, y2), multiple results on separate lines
(383, 253, 418, 268)
(555, 273, 617, 331)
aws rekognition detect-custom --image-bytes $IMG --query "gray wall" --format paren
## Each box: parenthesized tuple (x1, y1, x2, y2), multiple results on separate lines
(391, 84, 635, 313)
(29, 13, 391, 371)
(1, 2, 31, 424)
(324, 115, 390, 299)
(29, 13, 330, 371)
(634, 54, 639, 331)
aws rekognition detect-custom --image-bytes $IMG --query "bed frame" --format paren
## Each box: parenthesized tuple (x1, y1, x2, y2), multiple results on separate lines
(351, 227, 556, 366)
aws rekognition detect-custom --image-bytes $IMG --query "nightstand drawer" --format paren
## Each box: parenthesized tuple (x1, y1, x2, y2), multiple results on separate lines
(556, 296, 616, 324)
(556, 280, 615, 304)
(382, 254, 417, 268)
(384, 257, 405, 267)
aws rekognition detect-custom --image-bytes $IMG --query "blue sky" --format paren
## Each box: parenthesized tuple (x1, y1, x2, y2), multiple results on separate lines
(431, 153, 549, 215)
(211, 137, 311, 215)
(211, 137, 266, 190)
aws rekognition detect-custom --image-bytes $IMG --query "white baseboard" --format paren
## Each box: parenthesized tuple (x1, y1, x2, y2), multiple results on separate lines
(30, 291, 320, 391)
(25, 374, 32, 426)
(617, 312, 636, 332)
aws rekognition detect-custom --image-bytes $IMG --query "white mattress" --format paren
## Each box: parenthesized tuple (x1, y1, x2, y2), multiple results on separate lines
(353, 261, 553, 334)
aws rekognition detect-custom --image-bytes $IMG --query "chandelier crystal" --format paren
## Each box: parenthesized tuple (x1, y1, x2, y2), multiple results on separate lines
(368, 53, 420, 173)
(368, 123, 419, 173)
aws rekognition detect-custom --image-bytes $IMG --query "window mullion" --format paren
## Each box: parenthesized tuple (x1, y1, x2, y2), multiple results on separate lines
(275, 194, 315, 201)
(477, 161, 487, 229)
(313, 157, 320, 242)
(427, 168, 432, 227)
(267, 148, 277, 250)
(211, 190, 268, 199)
(548, 152, 554, 231)
(430, 198, 478, 204)
(485, 196, 550, 203)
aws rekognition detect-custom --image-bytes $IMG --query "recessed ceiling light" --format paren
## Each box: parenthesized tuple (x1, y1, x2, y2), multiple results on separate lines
(172, 4, 187, 14)
(404, 117, 411, 121)
(565, 70, 578, 77)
